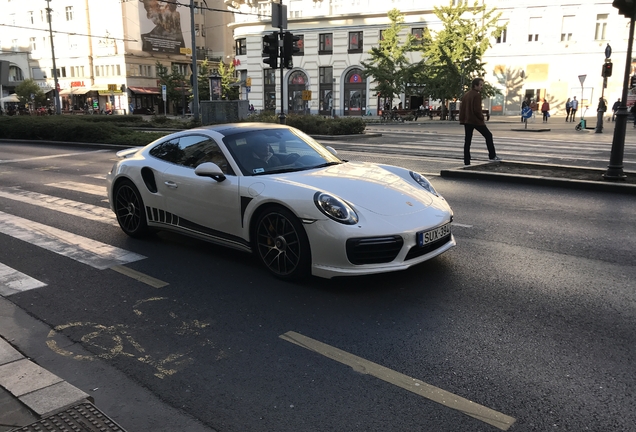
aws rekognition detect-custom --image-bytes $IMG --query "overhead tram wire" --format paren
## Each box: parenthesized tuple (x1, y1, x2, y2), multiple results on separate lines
(0, 24, 138, 42)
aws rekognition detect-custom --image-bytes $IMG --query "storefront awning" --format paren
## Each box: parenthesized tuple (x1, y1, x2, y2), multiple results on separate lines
(59, 87, 91, 95)
(129, 86, 160, 95)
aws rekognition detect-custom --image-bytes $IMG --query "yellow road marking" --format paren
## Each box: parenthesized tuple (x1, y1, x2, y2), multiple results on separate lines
(110, 265, 169, 288)
(280, 331, 516, 431)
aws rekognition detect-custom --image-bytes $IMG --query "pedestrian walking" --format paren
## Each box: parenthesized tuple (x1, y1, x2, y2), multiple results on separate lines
(612, 98, 620, 121)
(570, 96, 578, 121)
(630, 104, 636, 127)
(565, 98, 572, 122)
(459, 77, 500, 165)
(541, 99, 550, 123)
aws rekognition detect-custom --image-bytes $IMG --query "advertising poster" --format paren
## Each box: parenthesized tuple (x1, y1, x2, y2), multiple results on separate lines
(139, 0, 190, 54)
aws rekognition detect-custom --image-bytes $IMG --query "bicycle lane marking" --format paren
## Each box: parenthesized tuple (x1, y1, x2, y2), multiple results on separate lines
(280, 331, 516, 431)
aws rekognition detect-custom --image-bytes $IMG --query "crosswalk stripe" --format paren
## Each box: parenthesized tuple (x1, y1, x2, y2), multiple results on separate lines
(0, 211, 145, 270)
(0, 263, 47, 296)
(45, 181, 107, 197)
(0, 187, 117, 226)
(0, 150, 109, 164)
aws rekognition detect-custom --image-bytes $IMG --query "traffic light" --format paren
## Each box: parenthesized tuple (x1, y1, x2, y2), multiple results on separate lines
(262, 32, 279, 68)
(631, 75, 636, 88)
(602, 62, 613, 78)
(283, 32, 301, 69)
(613, 0, 636, 17)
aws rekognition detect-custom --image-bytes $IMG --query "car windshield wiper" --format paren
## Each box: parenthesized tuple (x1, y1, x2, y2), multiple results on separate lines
(253, 167, 302, 175)
(310, 161, 343, 169)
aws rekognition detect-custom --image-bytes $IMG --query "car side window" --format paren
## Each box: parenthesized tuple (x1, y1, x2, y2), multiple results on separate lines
(149, 138, 185, 164)
(192, 139, 234, 175)
(150, 135, 233, 175)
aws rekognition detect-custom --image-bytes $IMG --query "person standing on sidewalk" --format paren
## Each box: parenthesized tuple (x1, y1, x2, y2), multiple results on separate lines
(529, 99, 538, 122)
(570, 96, 579, 121)
(541, 99, 550, 123)
(565, 98, 572, 122)
(612, 98, 620, 121)
(459, 77, 500, 165)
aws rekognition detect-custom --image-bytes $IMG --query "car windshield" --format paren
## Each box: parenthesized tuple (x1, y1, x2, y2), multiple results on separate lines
(222, 127, 342, 176)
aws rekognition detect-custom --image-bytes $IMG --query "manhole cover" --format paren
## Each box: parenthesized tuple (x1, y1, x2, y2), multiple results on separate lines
(12, 402, 127, 432)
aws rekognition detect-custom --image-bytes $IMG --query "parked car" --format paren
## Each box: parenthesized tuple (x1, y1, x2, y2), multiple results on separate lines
(106, 123, 455, 279)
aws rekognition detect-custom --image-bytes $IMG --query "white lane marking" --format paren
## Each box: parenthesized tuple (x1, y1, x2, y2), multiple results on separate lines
(0, 150, 109, 164)
(111, 265, 169, 288)
(280, 331, 516, 431)
(0, 187, 117, 226)
(452, 223, 473, 228)
(83, 174, 107, 180)
(0, 211, 145, 270)
(0, 263, 47, 296)
(45, 181, 107, 197)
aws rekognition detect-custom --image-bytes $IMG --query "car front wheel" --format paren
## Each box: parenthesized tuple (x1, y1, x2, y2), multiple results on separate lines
(254, 207, 311, 279)
(114, 179, 149, 238)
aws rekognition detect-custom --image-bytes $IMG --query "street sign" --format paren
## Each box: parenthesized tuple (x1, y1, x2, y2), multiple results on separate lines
(578, 74, 587, 86)
(246, 77, 252, 87)
(161, 85, 167, 102)
(605, 44, 612, 59)
(246, 86, 251, 93)
(522, 106, 532, 119)
(302, 90, 312, 101)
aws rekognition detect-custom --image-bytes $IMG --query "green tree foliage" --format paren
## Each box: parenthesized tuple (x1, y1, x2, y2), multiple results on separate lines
(218, 61, 239, 100)
(361, 9, 418, 107)
(15, 79, 46, 107)
(156, 61, 190, 113)
(197, 59, 213, 101)
(416, 1, 506, 102)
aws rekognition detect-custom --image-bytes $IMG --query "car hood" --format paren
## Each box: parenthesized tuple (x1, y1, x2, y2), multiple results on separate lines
(274, 161, 439, 216)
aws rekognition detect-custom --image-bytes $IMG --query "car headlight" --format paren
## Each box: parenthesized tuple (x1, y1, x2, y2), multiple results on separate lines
(314, 192, 358, 225)
(410, 171, 438, 196)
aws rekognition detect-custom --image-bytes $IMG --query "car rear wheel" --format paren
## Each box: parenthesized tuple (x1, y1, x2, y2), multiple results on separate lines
(254, 207, 311, 279)
(114, 179, 150, 238)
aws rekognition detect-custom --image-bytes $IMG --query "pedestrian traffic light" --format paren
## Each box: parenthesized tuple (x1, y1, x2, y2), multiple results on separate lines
(613, 0, 636, 18)
(283, 32, 301, 69)
(262, 32, 279, 68)
(631, 75, 636, 88)
(602, 62, 613, 78)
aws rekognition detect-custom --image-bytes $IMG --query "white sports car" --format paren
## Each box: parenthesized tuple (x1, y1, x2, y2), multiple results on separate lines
(106, 123, 455, 279)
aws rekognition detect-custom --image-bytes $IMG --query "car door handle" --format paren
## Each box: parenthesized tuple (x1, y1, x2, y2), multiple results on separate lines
(164, 181, 178, 188)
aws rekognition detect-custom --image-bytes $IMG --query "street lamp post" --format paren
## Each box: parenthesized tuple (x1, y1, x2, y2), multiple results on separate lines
(46, 0, 61, 115)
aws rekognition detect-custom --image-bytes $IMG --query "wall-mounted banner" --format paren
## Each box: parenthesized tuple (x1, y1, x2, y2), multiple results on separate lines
(139, 0, 190, 55)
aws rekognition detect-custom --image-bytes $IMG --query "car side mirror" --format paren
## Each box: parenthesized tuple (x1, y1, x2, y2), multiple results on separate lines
(325, 146, 338, 156)
(194, 162, 226, 182)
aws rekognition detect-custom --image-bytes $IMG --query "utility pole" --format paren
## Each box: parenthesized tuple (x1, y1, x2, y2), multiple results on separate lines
(46, 0, 61, 115)
(190, 0, 199, 121)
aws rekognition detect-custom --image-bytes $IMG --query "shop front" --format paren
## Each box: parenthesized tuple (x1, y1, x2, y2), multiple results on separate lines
(343, 68, 366, 116)
(128, 86, 161, 114)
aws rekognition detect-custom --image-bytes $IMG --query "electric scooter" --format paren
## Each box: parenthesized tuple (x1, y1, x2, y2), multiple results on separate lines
(575, 106, 589, 131)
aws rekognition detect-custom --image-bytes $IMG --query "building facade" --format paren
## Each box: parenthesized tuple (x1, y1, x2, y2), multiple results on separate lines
(227, 0, 636, 116)
(0, 0, 233, 113)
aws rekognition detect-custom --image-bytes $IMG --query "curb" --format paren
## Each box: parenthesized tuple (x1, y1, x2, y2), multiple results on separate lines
(440, 162, 636, 195)
(0, 336, 93, 418)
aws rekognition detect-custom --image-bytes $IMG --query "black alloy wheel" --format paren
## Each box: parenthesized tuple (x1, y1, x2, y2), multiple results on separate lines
(114, 179, 149, 238)
(254, 207, 311, 279)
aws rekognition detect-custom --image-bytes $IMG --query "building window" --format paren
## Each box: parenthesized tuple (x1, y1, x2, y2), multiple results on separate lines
(411, 28, 424, 45)
(28, 11, 34, 24)
(294, 35, 304, 56)
(561, 15, 574, 41)
(11, 39, 18, 50)
(496, 21, 508, 43)
(348, 31, 363, 53)
(195, 24, 200, 37)
(595, 14, 608, 40)
(65, 6, 73, 21)
(194, 1, 199, 13)
(29, 37, 37, 51)
(319, 33, 333, 54)
(236, 38, 246, 55)
(379, 29, 386, 41)
(528, 17, 539, 42)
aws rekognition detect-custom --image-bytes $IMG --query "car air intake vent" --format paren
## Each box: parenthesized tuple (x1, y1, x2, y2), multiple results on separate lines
(141, 167, 157, 193)
(404, 234, 451, 261)
(346, 236, 404, 265)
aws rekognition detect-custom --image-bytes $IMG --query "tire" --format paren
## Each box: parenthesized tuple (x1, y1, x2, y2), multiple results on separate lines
(254, 207, 311, 279)
(575, 123, 582, 131)
(114, 179, 150, 238)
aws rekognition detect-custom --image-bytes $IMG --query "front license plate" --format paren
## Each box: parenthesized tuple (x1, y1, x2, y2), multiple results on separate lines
(417, 223, 451, 247)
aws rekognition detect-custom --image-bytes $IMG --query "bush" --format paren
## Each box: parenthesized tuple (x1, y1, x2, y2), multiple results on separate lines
(284, 114, 365, 135)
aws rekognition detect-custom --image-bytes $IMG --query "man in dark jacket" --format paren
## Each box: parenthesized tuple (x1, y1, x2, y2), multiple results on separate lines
(459, 78, 500, 165)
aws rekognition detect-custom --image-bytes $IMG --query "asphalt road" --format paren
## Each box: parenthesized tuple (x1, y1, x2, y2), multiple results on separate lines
(0, 142, 635, 431)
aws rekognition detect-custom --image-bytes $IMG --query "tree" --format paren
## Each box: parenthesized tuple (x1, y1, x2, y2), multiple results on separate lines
(361, 8, 418, 109)
(15, 79, 46, 107)
(416, 1, 506, 108)
(156, 61, 190, 114)
(197, 59, 213, 101)
(218, 61, 239, 100)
